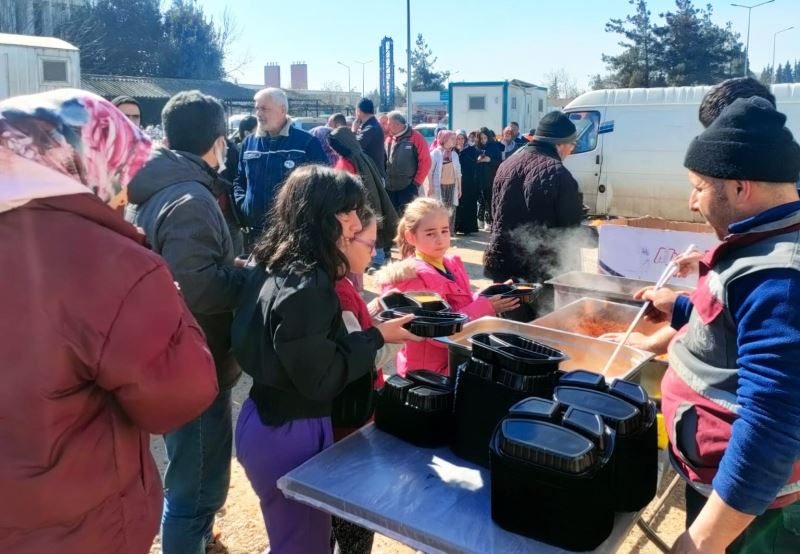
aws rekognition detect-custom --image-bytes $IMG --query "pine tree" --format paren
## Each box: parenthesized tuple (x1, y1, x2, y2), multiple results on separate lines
(783, 61, 794, 84)
(655, 0, 744, 86)
(158, 0, 224, 80)
(398, 34, 450, 91)
(57, 0, 163, 76)
(55, 0, 228, 79)
(602, 0, 663, 87)
(595, 0, 745, 88)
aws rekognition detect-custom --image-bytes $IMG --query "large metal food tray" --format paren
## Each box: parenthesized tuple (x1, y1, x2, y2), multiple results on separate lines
(531, 297, 668, 399)
(531, 297, 666, 337)
(436, 317, 653, 382)
(546, 270, 694, 309)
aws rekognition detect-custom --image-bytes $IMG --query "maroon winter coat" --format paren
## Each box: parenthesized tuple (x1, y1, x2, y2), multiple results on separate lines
(0, 193, 219, 553)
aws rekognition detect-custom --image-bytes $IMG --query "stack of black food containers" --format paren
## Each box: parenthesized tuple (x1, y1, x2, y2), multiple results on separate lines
(451, 332, 568, 467)
(490, 397, 617, 551)
(553, 370, 658, 512)
(375, 370, 455, 447)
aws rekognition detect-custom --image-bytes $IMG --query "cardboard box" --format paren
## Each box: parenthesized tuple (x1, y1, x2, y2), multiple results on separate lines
(597, 217, 719, 287)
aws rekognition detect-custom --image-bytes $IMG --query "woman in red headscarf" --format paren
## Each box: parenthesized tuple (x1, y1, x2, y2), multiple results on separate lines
(0, 89, 219, 554)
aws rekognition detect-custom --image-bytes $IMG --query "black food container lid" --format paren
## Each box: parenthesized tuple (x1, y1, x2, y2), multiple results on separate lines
(562, 407, 607, 450)
(383, 375, 413, 404)
(558, 370, 607, 391)
(554, 386, 644, 436)
(609, 379, 649, 410)
(406, 386, 453, 412)
(497, 419, 599, 474)
(407, 369, 453, 390)
(507, 397, 561, 421)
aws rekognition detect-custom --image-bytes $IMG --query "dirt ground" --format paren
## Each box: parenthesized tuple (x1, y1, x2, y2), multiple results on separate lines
(149, 230, 687, 553)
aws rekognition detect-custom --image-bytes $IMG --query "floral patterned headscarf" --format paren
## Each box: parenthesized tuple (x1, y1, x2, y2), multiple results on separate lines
(0, 89, 151, 211)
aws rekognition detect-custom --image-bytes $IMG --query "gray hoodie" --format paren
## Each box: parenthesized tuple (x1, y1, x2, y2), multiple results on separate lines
(125, 146, 245, 389)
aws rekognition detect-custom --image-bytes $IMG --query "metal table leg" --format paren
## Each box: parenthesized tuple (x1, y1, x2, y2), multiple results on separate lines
(636, 474, 682, 553)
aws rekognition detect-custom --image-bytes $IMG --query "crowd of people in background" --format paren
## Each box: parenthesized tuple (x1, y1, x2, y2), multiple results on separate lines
(4, 75, 800, 554)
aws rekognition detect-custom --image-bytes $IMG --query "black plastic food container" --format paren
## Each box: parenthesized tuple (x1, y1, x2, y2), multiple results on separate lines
(379, 291, 450, 312)
(469, 333, 567, 375)
(554, 376, 658, 512)
(491, 398, 616, 551)
(377, 308, 469, 338)
(374, 371, 454, 447)
(480, 282, 542, 304)
(451, 333, 566, 467)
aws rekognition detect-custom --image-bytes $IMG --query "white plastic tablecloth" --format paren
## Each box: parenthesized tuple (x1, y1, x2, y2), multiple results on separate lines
(278, 424, 645, 553)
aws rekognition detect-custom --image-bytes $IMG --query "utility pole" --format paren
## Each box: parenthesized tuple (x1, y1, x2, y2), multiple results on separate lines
(772, 26, 794, 83)
(731, 0, 775, 76)
(406, 0, 412, 123)
(355, 60, 372, 97)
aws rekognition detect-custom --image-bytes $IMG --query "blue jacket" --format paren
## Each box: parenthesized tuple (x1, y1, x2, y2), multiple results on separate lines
(233, 125, 329, 229)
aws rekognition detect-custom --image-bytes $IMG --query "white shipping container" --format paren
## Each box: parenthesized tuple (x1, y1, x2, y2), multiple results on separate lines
(0, 33, 80, 100)
(448, 80, 548, 134)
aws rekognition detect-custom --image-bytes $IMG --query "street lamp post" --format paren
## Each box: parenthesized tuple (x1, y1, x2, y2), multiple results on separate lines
(337, 61, 351, 107)
(354, 59, 372, 97)
(731, 0, 775, 76)
(772, 26, 794, 83)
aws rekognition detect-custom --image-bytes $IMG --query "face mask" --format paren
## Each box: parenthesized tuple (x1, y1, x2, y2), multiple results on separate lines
(214, 138, 227, 173)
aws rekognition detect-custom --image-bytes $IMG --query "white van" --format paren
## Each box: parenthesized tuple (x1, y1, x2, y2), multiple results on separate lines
(563, 85, 800, 222)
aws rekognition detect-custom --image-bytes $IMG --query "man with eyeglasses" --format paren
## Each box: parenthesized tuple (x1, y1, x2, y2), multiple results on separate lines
(484, 111, 583, 292)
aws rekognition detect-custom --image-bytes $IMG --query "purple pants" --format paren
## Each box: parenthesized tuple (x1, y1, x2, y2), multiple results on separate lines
(235, 398, 333, 554)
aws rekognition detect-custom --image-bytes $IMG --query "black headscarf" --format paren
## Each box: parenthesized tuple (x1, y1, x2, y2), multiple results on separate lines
(329, 127, 398, 249)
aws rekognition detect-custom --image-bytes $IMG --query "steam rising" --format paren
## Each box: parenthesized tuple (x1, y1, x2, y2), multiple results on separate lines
(507, 223, 597, 283)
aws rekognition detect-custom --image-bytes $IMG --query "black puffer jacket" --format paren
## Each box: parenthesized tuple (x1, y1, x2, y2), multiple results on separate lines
(232, 266, 382, 426)
(483, 141, 583, 282)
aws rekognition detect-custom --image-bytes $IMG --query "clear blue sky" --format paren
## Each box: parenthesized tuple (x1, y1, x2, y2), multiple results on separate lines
(197, 0, 800, 93)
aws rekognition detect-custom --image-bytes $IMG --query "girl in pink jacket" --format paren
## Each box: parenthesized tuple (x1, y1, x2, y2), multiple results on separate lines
(376, 197, 519, 375)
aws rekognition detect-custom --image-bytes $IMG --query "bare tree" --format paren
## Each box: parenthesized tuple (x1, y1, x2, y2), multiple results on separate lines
(215, 6, 252, 79)
(320, 81, 343, 105)
(543, 69, 581, 99)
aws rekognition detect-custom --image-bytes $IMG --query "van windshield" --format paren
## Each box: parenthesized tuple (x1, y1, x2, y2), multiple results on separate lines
(567, 111, 601, 154)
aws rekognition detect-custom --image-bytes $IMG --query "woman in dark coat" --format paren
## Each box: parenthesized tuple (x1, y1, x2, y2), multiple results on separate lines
(329, 126, 398, 252)
(454, 129, 480, 234)
(476, 127, 503, 229)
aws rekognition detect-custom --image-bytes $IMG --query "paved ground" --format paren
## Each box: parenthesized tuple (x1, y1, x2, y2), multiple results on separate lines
(149, 229, 686, 553)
